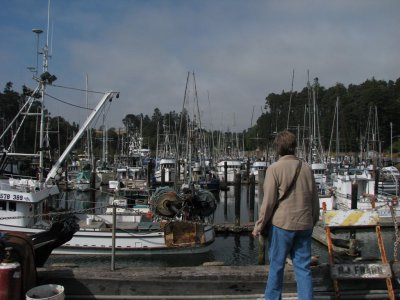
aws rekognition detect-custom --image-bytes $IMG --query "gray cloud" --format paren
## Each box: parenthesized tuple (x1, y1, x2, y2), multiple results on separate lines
(1, 0, 399, 132)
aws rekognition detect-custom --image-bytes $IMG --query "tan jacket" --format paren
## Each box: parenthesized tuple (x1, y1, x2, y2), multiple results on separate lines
(254, 155, 319, 233)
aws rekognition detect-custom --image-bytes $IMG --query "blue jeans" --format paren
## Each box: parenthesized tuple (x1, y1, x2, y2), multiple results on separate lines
(265, 225, 314, 300)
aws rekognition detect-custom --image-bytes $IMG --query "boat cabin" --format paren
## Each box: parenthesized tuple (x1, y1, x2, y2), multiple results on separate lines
(0, 178, 59, 228)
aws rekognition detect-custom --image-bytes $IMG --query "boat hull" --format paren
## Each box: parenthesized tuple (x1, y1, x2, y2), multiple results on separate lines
(0, 222, 215, 256)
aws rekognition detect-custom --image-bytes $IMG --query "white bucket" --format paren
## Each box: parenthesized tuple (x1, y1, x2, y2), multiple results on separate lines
(26, 284, 64, 300)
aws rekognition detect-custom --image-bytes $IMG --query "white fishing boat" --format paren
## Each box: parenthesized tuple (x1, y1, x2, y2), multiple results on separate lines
(216, 159, 242, 184)
(154, 158, 177, 184)
(50, 186, 216, 255)
(250, 160, 267, 183)
(1, 163, 215, 256)
(319, 167, 400, 222)
(109, 166, 146, 190)
(318, 100, 399, 221)
(53, 222, 215, 255)
(0, 89, 119, 240)
(311, 162, 327, 192)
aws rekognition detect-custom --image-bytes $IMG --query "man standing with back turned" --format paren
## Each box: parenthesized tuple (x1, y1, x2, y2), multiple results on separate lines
(252, 130, 320, 300)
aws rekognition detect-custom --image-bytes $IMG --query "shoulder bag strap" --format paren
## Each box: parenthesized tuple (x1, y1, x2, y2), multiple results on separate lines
(279, 159, 302, 201)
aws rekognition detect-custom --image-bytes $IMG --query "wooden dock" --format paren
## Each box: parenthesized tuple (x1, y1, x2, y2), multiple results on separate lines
(312, 224, 351, 255)
(36, 263, 400, 299)
(214, 222, 358, 259)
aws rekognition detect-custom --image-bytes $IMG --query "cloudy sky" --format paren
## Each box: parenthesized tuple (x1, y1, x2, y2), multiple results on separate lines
(1, 0, 399, 132)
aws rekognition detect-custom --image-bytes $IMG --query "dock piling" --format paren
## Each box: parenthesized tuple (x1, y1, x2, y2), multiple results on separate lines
(246, 160, 250, 184)
(111, 204, 116, 271)
(224, 161, 228, 187)
(257, 169, 266, 265)
(161, 168, 165, 186)
(249, 174, 255, 223)
(349, 181, 359, 255)
(234, 173, 241, 226)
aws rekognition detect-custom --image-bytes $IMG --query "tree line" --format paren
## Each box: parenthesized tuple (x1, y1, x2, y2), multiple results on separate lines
(1, 77, 399, 166)
(247, 77, 400, 158)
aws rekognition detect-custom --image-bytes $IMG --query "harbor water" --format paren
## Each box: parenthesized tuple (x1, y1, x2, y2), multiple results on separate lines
(45, 184, 400, 268)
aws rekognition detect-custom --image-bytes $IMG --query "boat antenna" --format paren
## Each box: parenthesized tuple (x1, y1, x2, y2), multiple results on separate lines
(32, 29, 43, 78)
(46, 0, 51, 51)
(50, 18, 54, 56)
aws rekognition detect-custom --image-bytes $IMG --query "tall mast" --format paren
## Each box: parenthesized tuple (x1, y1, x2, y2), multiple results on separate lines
(286, 69, 295, 130)
(38, 4, 51, 182)
(102, 110, 106, 163)
(312, 79, 317, 153)
(306, 71, 312, 163)
(336, 96, 339, 163)
(86, 74, 90, 161)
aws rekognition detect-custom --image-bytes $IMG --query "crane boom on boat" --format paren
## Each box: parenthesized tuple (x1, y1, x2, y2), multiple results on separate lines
(45, 91, 119, 184)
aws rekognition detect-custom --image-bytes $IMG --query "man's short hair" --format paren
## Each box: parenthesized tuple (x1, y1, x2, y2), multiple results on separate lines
(273, 130, 297, 156)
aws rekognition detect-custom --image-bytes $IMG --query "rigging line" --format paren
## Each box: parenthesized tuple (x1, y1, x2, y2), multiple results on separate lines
(99, 102, 112, 125)
(0, 85, 41, 141)
(7, 96, 36, 152)
(90, 105, 107, 128)
(45, 92, 95, 110)
(49, 83, 105, 94)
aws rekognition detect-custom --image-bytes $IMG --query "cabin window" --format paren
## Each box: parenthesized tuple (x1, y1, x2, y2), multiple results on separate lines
(9, 202, 16, 211)
(0, 202, 6, 211)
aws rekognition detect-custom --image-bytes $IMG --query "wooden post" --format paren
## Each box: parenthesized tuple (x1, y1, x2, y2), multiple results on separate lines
(234, 173, 241, 226)
(258, 168, 266, 265)
(224, 161, 228, 186)
(349, 181, 359, 256)
(351, 181, 358, 210)
(146, 160, 152, 187)
(111, 204, 116, 271)
(246, 159, 251, 184)
(90, 159, 96, 207)
(249, 174, 255, 222)
(223, 186, 228, 217)
(161, 168, 165, 186)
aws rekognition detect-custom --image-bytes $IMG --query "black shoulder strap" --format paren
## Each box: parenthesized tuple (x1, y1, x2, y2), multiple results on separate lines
(279, 159, 302, 201)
